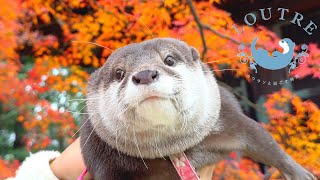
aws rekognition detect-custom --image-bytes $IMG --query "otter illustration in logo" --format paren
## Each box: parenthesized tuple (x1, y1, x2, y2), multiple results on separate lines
(250, 37, 295, 70)
(238, 38, 308, 74)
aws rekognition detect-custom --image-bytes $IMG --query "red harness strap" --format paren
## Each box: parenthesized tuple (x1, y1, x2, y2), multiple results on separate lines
(169, 152, 201, 180)
(78, 152, 200, 180)
(77, 168, 88, 180)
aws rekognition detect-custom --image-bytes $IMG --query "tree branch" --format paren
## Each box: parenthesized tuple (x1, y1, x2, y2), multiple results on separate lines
(186, 0, 251, 49)
(202, 24, 250, 47)
(186, 0, 208, 60)
(186, 1, 272, 114)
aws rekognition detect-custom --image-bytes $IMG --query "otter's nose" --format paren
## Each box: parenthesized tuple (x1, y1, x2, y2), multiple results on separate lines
(132, 70, 159, 85)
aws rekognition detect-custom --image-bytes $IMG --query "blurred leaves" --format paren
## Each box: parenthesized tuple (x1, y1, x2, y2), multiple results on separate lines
(0, 0, 319, 179)
(265, 89, 320, 177)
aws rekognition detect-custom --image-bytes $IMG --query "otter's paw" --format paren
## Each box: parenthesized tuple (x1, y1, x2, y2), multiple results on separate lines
(281, 167, 316, 180)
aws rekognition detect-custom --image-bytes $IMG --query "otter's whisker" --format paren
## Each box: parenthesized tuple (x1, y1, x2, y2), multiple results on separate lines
(133, 127, 148, 169)
(156, 125, 166, 160)
(181, 106, 189, 134)
(78, 103, 88, 112)
(113, 99, 127, 120)
(125, 12, 155, 38)
(72, 111, 97, 137)
(203, 69, 240, 72)
(83, 119, 100, 147)
(115, 123, 126, 157)
(172, 96, 186, 133)
(124, 125, 129, 147)
(97, 67, 103, 77)
(66, 111, 94, 115)
(67, 92, 107, 104)
(173, 76, 183, 79)
(72, 91, 112, 137)
(117, 103, 130, 119)
(181, 111, 188, 133)
(172, 79, 184, 82)
(71, 40, 114, 52)
(203, 55, 238, 64)
(171, 74, 182, 78)
(67, 95, 104, 101)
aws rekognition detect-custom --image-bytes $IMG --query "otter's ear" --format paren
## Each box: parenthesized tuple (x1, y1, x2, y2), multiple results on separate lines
(190, 47, 200, 61)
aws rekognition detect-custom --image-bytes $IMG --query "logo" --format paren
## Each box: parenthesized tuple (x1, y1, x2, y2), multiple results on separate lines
(233, 7, 317, 86)
(238, 38, 308, 74)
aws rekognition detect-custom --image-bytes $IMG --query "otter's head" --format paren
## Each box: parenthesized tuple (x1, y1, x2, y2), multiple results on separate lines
(279, 38, 295, 54)
(86, 38, 221, 158)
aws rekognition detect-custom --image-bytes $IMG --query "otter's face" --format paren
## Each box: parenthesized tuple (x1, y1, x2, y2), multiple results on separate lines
(86, 38, 221, 157)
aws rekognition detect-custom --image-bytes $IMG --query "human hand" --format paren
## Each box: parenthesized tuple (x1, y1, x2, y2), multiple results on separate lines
(50, 138, 92, 180)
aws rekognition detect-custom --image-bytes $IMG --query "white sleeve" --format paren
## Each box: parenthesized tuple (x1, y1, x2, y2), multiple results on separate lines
(6, 150, 61, 180)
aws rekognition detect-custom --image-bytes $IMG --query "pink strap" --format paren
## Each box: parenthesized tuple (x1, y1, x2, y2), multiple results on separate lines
(78, 152, 199, 180)
(169, 152, 200, 180)
(77, 168, 88, 180)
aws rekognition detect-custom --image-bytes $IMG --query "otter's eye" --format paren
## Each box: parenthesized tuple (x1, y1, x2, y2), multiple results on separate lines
(164, 56, 175, 66)
(115, 69, 125, 81)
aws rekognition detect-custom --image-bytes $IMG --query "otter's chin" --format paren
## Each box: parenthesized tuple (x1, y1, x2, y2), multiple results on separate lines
(135, 98, 178, 127)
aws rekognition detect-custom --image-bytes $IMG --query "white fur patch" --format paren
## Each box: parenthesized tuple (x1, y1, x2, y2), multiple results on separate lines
(7, 151, 60, 180)
(136, 98, 178, 129)
(174, 63, 221, 129)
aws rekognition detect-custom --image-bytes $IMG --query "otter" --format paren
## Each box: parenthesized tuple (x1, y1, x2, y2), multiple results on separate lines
(250, 37, 295, 70)
(80, 38, 315, 180)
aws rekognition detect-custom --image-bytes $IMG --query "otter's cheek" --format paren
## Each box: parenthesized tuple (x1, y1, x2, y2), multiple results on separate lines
(97, 83, 120, 128)
(174, 65, 200, 107)
(136, 99, 178, 127)
(152, 74, 174, 94)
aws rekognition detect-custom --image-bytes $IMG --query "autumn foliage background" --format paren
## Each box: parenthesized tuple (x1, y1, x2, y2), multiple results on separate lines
(0, 0, 319, 179)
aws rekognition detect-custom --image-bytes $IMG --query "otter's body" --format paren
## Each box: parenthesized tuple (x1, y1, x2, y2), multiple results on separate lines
(80, 38, 315, 180)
